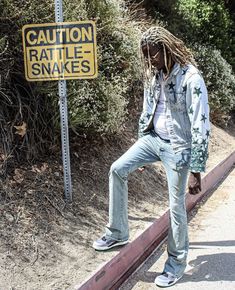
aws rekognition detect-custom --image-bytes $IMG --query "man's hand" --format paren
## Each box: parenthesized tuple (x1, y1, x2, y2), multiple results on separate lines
(188, 172, 201, 195)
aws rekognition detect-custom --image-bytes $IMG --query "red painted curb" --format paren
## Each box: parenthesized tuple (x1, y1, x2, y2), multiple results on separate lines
(76, 151, 235, 290)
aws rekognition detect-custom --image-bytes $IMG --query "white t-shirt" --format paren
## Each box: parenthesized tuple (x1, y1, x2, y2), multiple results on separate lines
(153, 75, 170, 140)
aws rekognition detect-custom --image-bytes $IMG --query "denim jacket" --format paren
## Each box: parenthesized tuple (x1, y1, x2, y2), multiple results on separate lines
(138, 63, 210, 172)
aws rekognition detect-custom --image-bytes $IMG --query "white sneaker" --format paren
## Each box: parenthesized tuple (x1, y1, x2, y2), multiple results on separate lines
(92, 235, 129, 251)
(155, 272, 183, 287)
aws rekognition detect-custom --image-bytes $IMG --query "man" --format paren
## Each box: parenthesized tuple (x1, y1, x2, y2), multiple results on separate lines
(93, 26, 210, 287)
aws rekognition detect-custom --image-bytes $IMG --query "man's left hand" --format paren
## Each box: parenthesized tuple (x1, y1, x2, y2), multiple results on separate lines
(188, 172, 201, 195)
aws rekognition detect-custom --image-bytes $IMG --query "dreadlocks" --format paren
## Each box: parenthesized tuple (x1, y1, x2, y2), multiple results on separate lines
(140, 26, 196, 84)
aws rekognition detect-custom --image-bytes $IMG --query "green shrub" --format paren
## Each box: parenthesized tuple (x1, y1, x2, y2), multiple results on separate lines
(144, 0, 235, 70)
(194, 45, 235, 126)
(66, 75, 129, 134)
(63, 0, 142, 134)
(173, 0, 235, 69)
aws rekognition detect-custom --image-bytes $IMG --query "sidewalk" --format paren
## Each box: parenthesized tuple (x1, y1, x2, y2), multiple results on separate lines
(120, 167, 235, 290)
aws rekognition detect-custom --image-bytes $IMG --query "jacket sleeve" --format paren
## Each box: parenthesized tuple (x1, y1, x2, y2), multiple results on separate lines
(186, 73, 210, 172)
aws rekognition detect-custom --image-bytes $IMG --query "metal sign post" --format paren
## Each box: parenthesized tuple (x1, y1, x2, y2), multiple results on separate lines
(22, 1, 97, 202)
(55, 0, 72, 202)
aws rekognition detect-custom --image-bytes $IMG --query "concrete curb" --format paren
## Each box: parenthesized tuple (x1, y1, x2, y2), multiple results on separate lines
(76, 151, 235, 290)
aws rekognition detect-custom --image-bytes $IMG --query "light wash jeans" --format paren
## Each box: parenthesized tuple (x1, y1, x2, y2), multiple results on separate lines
(105, 130, 190, 277)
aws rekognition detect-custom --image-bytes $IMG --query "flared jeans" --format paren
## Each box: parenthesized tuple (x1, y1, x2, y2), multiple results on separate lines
(105, 131, 190, 277)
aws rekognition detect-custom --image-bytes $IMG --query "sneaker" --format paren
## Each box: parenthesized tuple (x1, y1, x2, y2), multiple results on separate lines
(155, 272, 182, 288)
(92, 235, 129, 251)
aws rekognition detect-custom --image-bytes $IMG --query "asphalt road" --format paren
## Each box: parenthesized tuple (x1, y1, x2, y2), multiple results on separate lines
(120, 167, 235, 290)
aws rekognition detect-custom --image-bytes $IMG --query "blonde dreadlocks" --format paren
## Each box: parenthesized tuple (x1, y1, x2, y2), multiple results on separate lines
(140, 26, 196, 84)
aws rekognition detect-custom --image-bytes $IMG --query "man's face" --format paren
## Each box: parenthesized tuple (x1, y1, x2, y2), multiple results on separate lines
(142, 43, 165, 71)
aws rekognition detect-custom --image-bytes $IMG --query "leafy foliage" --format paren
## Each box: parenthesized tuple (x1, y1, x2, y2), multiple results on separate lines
(64, 0, 142, 133)
(137, 0, 235, 69)
(194, 45, 235, 126)
(175, 0, 235, 67)
(0, 0, 142, 166)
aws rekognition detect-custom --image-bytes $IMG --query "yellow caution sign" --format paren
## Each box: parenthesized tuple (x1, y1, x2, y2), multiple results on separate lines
(22, 21, 98, 81)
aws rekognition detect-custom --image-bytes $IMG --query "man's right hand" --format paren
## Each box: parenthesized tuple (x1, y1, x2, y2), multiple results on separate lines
(188, 172, 201, 195)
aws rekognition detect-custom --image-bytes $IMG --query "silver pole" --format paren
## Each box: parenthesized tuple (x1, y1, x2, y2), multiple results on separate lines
(55, 0, 72, 202)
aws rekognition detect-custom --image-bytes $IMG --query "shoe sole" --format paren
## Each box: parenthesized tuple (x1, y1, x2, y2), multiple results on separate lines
(155, 275, 183, 288)
(93, 240, 129, 251)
